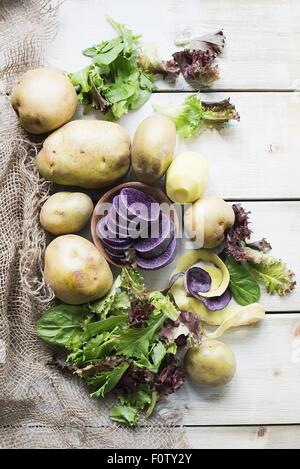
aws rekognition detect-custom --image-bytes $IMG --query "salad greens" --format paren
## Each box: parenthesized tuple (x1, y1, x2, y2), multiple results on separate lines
(68, 17, 155, 120)
(36, 267, 201, 426)
(154, 94, 240, 139)
(224, 204, 296, 302)
(226, 256, 261, 306)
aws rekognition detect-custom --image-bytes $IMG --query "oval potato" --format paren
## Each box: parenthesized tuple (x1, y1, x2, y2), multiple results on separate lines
(44, 235, 113, 304)
(40, 192, 93, 235)
(131, 115, 176, 183)
(11, 67, 77, 134)
(36, 120, 131, 189)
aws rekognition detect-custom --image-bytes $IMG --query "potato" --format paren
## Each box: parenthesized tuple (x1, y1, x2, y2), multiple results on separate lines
(11, 67, 77, 134)
(36, 120, 131, 189)
(166, 151, 209, 203)
(184, 340, 236, 387)
(131, 115, 176, 183)
(184, 196, 235, 248)
(44, 235, 113, 304)
(40, 192, 93, 235)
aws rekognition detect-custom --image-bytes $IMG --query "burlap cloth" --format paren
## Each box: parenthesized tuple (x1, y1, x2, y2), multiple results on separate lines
(0, 0, 188, 449)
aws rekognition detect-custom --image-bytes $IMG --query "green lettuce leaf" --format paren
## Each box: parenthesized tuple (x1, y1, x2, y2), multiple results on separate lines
(89, 362, 129, 398)
(245, 248, 296, 296)
(149, 291, 180, 321)
(154, 94, 239, 139)
(109, 404, 139, 426)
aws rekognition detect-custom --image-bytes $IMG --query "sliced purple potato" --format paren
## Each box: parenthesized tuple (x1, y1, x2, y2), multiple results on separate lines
(119, 187, 160, 222)
(185, 266, 212, 294)
(134, 215, 174, 259)
(104, 247, 127, 262)
(102, 238, 132, 254)
(136, 237, 177, 270)
(113, 195, 133, 225)
(96, 217, 130, 245)
(107, 207, 130, 238)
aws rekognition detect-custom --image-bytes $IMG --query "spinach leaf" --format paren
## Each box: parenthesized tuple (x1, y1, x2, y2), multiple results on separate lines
(226, 256, 260, 306)
(36, 304, 88, 349)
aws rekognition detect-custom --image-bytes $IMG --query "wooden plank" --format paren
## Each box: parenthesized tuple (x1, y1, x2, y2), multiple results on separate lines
(81, 200, 299, 312)
(129, 200, 300, 313)
(185, 425, 300, 449)
(46, 0, 300, 90)
(118, 92, 300, 200)
(163, 314, 300, 425)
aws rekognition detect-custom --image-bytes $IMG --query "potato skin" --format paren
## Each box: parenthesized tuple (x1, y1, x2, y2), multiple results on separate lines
(131, 115, 176, 183)
(44, 235, 113, 305)
(36, 120, 131, 189)
(11, 67, 77, 134)
(185, 340, 236, 387)
(184, 196, 235, 249)
(40, 192, 93, 235)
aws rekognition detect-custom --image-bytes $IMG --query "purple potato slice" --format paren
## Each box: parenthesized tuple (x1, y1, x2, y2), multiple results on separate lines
(134, 214, 174, 259)
(136, 237, 177, 270)
(96, 217, 130, 245)
(119, 188, 160, 222)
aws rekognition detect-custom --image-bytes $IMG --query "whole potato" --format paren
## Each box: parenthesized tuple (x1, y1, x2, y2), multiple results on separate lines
(11, 67, 77, 134)
(40, 192, 93, 235)
(44, 235, 113, 305)
(36, 120, 131, 189)
(131, 115, 176, 183)
(166, 152, 209, 203)
(185, 340, 236, 387)
(184, 196, 235, 248)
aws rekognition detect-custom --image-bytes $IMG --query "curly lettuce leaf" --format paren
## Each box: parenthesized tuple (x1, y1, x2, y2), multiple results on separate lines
(245, 248, 296, 296)
(154, 94, 239, 139)
(138, 44, 180, 82)
(109, 404, 139, 427)
(149, 291, 180, 321)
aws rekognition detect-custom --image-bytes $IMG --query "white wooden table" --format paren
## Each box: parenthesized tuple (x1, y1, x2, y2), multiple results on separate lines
(45, 0, 300, 449)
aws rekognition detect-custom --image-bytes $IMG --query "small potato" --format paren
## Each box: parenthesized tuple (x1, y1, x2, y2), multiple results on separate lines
(131, 115, 176, 183)
(11, 67, 77, 134)
(185, 340, 236, 387)
(166, 152, 209, 203)
(40, 192, 93, 235)
(36, 120, 131, 189)
(44, 235, 113, 304)
(184, 196, 235, 249)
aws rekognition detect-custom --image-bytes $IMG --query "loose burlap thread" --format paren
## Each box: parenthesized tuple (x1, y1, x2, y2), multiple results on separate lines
(0, 0, 188, 448)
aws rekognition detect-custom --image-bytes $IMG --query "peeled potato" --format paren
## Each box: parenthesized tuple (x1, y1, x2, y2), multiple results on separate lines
(166, 152, 209, 203)
(11, 67, 77, 134)
(40, 192, 93, 235)
(184, 196, 235, 248)
(44, 235, 113, 305)
(185, 340, 236, 387)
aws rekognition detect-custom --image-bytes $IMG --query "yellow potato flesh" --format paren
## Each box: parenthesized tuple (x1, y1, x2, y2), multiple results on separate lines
(166, 152, 209, 203)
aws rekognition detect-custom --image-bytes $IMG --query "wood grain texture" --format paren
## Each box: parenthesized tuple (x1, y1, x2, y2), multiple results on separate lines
(185, 425, 300, 449)
(46, 0, 300, 90)
(119, 92, 300, 200)
(165, 314, 300, 426)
